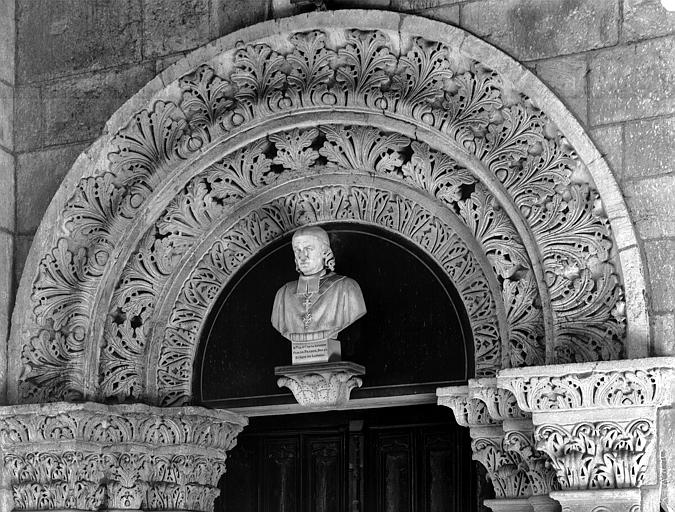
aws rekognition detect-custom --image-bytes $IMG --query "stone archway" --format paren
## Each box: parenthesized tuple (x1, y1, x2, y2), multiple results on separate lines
(11, 13, 635, 405)
(5, 10, 672, 512)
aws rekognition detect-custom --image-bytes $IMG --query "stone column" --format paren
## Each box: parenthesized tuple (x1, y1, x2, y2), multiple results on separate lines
(498, 357, 675, 512)
(470, 380, 561, 512)
(438, 385, 534, 512)
(0, 402, 247, 512)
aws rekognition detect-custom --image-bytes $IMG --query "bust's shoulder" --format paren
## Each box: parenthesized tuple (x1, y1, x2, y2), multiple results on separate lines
(275, 280, 298, 296)
(327, 273, 360, 289)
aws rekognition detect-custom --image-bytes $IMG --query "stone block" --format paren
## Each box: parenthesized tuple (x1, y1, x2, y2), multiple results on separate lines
(13, 85, 41, 152)
(42, 64, 155, 146)
(589, 37, 675, 125)
(16, 142, 89, 234)
(658, 406, 675, 510)
(0, 80, 12, 150)
(0, 148, 14, 232)
(13, 234, 32, 286)
(652, 313, 675, 356)
(460, 0, 619, 61)
(534, 54, 588, 124)
(623, 176, 675, 240)
(211, 0, 269, 39)
(155, 52, 187, 75)
(624, 116, 674, 180)
(623, 0, 675, 43)
(590, 124, 623, 182)
(143, 0, 211, 58)
(0, 231, 13, 380)
(644, 239, 675, 311)
(329, 0, 390, 7)
(16, 0, 142, 83)
(0, 0, 15, 84)
(417, 5, 460, 24)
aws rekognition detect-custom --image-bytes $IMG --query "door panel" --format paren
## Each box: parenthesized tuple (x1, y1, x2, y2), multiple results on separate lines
(306, 436, 344, 512)
(263, 437, 300, 512)
(217, 406, 479, 512)
(371, 432, 414, 512)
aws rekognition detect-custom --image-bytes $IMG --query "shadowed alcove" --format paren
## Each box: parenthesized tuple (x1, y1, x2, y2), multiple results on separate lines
(196, 223, 474, 409)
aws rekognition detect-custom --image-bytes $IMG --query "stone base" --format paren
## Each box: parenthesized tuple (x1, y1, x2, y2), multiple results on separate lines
(275, 361, 365, 408)
(484, 497, 534, 512)
(549, 489, 641, 512)
(529, 495, 561, 512)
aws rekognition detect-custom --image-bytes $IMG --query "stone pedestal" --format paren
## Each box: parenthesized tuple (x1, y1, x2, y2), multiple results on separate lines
(0, 402, 247, 512)
(275, 361, 365, 408)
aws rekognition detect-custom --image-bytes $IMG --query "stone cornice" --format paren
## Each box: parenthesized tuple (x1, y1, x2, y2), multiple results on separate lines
(0, 402, 247, 451)
(497, 357, 675, 413)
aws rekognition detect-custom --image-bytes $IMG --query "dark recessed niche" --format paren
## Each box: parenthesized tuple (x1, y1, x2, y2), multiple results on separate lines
(195, 223, 474, 407)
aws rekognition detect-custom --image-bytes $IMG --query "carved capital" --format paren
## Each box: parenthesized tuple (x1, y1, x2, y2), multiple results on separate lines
(469, 378, 529, 422)
(503, 428, 560, 497)
(275, 362, 365, 408)
(497, 358, 674, 504)
(0, 402, 246, 511)
(437, 386, 499, 428)
(535, 418, 654, 491)
(472, 433, 532, 499)
(498, 358, 675, 414)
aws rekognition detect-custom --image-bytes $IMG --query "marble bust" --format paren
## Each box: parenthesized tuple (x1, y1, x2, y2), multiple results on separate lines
(271, 226, 366, 364)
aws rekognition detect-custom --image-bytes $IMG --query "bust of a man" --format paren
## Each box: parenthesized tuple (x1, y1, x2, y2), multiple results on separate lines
(271, 226, 366, 364)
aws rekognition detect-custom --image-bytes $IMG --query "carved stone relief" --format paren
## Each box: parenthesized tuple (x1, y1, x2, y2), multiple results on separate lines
(498, 358, 675, 511)
(155, 181, 501, 405)
(0, 402, 246, 511)
(438, 381, 563, 509)
(16, 22, 626, 405)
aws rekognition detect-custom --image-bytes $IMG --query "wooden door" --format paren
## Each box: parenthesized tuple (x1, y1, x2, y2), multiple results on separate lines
(217, 405, 481, 512)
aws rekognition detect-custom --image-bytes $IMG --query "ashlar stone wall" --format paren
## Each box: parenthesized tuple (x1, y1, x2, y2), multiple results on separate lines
(3, 0, 675, 362)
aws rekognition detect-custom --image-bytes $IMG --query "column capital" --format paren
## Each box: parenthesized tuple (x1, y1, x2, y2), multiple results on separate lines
(469, 378, 529, 422)
(496, 357, 675, 511)
(437, 385, 499, 428)
(0, 402, 247, 511)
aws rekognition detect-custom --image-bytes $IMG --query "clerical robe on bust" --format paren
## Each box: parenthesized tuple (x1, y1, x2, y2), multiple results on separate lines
(271, 226, 366, 364)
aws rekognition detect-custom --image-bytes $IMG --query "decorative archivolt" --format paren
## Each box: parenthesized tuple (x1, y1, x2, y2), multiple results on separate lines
(15, 20, 626, 404)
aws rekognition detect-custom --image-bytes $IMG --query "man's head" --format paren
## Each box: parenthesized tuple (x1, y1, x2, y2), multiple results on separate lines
(292, 226, 335, 276)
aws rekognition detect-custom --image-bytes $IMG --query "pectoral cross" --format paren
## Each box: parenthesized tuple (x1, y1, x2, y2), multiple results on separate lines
(301, 292, 314, 329)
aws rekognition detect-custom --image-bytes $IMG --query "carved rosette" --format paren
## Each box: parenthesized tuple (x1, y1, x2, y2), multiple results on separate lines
(275, 362, 365, 408)
(13, 15, 629, 408)
(497, 358, 675, 511)
(0, 403, 247, 511)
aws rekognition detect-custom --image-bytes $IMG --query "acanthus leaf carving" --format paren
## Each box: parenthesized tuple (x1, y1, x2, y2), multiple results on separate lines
(535, 419, 654, 490)
(19, 27, 627, 404)
(0, 403, 245, 512)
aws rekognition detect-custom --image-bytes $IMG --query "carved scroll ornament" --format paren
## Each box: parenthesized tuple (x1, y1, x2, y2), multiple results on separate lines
(18, 24, 626, 404)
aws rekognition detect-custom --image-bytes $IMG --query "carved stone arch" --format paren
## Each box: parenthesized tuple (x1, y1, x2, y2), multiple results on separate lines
(146, 174, 508, 405)
(9, 10, 644, 406)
